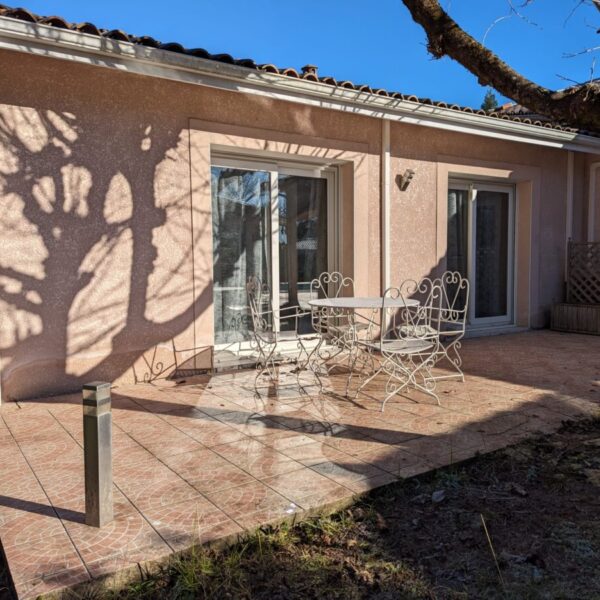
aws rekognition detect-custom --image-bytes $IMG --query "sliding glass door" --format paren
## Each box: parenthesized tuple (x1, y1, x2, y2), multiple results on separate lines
(448, 182, 515, 327)
(211, 158, 335, 346)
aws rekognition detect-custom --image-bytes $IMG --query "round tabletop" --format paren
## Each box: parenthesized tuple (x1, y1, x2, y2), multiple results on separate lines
(308, 296, 419, 309)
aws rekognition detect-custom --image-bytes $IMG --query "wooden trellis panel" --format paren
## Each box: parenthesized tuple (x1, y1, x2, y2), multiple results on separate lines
(567, 242, 600, 305)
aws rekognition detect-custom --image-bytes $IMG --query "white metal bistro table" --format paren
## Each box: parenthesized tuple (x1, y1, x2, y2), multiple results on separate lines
(308, 297, 419, 310)
(307, 296, 421, 395)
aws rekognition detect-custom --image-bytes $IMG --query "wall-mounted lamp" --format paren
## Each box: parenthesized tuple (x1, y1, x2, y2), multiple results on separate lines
(396, 169, 415, 191)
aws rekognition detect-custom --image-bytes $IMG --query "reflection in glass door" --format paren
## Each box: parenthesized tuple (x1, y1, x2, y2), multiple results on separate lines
(211, 166, 271, 345)
(447, 182, 514, 327)
(211, 160, 334, 346)
(278, 174, 328, 333)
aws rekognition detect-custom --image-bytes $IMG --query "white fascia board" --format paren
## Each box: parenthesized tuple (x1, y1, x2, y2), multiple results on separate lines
(2, 16, 600, 155)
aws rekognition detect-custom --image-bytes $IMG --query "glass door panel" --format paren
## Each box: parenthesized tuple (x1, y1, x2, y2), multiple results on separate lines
(447, 183, 514, 327)
(211, 166, 271, 345)
(278, 174, 328, 333)
(474, 190, 509, 319)
(446, 188, 470, 310)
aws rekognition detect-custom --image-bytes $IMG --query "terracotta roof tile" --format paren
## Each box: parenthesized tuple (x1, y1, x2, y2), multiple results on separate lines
(0, 3, 596, 138)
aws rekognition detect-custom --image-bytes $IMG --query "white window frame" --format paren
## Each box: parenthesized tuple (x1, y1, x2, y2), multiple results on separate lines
(449, 180, 516, 328)
(211, 153, 339, 350)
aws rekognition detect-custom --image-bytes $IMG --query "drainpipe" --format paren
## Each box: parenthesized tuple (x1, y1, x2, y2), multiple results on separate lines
(565, 151, 574, 282)
(588, 162, 600, 242)
(381, 119, 391, 292)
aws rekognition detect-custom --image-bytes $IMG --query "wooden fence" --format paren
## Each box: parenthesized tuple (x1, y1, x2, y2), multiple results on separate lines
(551, 241, 600, 335)
(567, 242, 600, 305)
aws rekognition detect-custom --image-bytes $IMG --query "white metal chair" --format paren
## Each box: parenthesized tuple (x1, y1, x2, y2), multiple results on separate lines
(351, 285, 442, 411)
(309, 272, 377, 392)
(400, 272, 469, 381)
(309, 272, 355, 366)
(246, 275, 320, 386)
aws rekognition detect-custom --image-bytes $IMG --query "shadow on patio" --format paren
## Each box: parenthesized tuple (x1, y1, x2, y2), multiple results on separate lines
(1, 330, 599, 598)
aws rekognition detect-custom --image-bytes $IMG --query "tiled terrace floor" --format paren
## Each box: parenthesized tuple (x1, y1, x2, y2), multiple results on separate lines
(1, 331, 600, 598)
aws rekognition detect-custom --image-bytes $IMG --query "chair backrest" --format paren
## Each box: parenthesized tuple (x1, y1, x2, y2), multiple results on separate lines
(438, 271, 469, 335)
(399, 272, 469, 335)
(380, 284, 443, 353)
(246, 275, 272, 337)
(310, 271, 354, 300)
(309, 272, 355, 336)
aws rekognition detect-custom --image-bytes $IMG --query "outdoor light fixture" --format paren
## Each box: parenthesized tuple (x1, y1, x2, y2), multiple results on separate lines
(397, 168, 415, 191)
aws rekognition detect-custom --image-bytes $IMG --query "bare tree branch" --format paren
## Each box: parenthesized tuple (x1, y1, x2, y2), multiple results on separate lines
(401, 0, 600, 130)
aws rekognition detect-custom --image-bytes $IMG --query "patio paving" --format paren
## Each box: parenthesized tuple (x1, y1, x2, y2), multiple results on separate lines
(1, 330, 600, 598)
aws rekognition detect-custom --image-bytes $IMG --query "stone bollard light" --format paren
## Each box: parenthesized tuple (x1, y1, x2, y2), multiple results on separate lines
(83, 381, 113, 527)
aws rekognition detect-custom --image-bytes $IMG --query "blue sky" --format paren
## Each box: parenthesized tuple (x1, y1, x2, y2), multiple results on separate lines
(17, 0, 600, 107)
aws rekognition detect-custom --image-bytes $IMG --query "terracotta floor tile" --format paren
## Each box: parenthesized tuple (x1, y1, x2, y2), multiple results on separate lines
(279, 441, 351, 466)
(212, 438, 301, 478)
(342, 472, 398, 494)
(162, 448, 256, 493)
(263, 468, 350, 510)
(258, 429, 316, 452)
(398, 436, 457, 466)
(114, 458, 199, 512)
(15, 565, 90, 600)
(360, 445, 433, 476)
(63, 490, 169, 568)
(212, 410, 288, 437)
(2, 531, 85, 586)
(206, 480, 300, 529)
(161, 408, 248, 447)
(0, 496, 65, 547)
(144, 495, 242, 551)
(310, 454, 389, 485)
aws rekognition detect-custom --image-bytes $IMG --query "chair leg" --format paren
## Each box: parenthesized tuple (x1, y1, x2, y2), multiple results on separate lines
(380, 355, 440, 410)
(254, 342, 278, 389)
(297, 337, 324, 393)
(428, 339, 465, 382)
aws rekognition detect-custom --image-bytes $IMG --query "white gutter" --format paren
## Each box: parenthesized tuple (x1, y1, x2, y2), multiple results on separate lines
(589, 162, 600, 242)
(381, 120, 391, 291)
(1, 17, 600, 154)
(565, 151, 574, 281)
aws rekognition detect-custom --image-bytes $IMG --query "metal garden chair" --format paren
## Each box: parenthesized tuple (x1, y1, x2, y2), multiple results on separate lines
(399, 271, 469, 382)
(351, 284, 443, 411)
(246, 275, 320, 386)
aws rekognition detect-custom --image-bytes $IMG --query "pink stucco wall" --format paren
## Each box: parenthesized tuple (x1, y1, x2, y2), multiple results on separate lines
(0, 48, 594, 401)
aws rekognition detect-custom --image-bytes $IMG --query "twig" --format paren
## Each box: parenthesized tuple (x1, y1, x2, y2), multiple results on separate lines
(564, 44, 600, 58)
(480, 513, 506, 590)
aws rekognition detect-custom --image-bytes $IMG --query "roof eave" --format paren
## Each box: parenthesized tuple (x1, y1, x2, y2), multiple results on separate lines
(1, 16, 600, 155)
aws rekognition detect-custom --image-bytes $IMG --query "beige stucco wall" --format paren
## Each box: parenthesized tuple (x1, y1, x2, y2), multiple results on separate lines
(0, 48, 591, 401)
(0, 49, 382, 401)
(387, 122, 590, 329)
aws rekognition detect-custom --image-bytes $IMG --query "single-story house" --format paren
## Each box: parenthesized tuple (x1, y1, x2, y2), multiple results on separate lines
(0, 5, 599, 403)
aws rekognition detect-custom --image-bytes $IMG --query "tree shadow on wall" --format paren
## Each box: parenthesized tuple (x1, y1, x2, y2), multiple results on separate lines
(0, 105, 216, 400)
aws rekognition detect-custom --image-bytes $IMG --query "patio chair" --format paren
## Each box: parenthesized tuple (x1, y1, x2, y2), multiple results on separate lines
(399, 272, 469, 381)
(352, 285, 442, 411)
(309, 272, 376, 390)
(309, 272, 355, 365)
(246, 275, 320, 386)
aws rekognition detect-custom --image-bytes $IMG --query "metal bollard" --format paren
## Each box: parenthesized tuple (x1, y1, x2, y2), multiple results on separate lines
(82, 382, 113, 527)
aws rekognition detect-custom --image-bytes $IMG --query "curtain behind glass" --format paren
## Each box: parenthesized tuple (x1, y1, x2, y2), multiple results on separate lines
(447, 190, 469, 272)
(475, 191, 509, 318)
(211, 167, 270, 344)
(447, 189, 469, 309)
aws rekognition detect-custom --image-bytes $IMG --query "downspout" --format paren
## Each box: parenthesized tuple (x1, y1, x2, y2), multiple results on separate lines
(588, 162, 600, 242)
(565, 151, 574, 282)
(381, 119, 391, 292)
